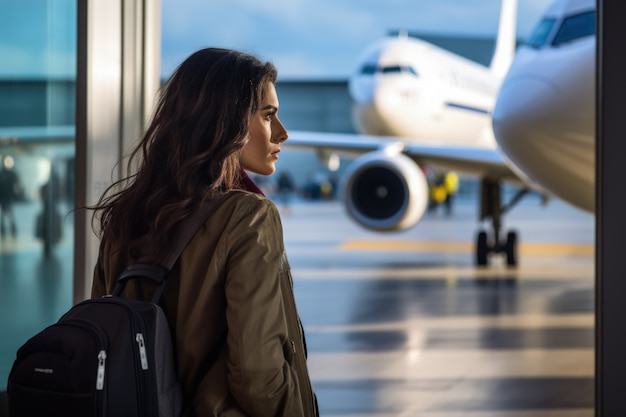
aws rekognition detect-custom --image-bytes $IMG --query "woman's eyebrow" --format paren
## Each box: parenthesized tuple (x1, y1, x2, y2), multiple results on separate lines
(260, 104, 278, 111)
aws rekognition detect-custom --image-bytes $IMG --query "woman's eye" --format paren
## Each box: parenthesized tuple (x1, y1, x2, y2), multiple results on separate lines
(265, 112, 275, 120)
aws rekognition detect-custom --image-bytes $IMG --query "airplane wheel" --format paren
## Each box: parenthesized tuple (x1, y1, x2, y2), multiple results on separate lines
(505, 231, 517, 267)
(476, 231, 489, 266)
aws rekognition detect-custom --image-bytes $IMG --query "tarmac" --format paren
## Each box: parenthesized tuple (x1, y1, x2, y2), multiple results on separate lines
(280, 193, 594, 416)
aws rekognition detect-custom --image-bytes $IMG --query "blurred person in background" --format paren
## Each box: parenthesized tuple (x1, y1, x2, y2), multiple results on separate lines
(0, 155, 20, 239)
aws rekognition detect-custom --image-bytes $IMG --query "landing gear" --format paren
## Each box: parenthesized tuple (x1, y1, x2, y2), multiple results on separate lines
(476, 231, 488, 266)
(476, 229, 517, 266)
(475, 179, 528, 267)
(504, 231, 517, 266)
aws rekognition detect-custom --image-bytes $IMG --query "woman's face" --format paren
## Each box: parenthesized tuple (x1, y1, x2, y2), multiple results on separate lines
(240, 82, 288, 176)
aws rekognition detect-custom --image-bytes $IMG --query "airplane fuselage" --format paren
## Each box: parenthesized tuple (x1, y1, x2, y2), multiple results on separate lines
(492, 0, 595, 212)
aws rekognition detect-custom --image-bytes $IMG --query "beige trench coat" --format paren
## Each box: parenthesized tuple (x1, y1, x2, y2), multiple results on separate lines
(92, 190, 318, 417)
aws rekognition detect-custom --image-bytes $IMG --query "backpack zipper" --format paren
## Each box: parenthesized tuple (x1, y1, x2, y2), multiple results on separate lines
(96, 350, 107, 390)
(75, 297, 159, 416)
(136, 333, 149, 370)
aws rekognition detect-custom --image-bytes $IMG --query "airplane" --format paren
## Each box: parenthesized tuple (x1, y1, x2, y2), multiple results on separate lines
(492, 0, 595, 213)
(284, 0, 543, 267)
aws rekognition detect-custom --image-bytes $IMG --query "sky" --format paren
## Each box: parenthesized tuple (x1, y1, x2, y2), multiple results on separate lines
(0, 0, 76, 78)
(0, 0, 551, 79)
(160, 0, 553, 79)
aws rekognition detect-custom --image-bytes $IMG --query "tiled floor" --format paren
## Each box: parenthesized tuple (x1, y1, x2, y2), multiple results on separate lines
(0, 195, 595, 416)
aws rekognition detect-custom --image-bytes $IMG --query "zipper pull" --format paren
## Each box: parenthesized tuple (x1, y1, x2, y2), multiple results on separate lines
(136, 333, 149, 370)
(291, 340, 296, 354)
(96, 350, 106, 390)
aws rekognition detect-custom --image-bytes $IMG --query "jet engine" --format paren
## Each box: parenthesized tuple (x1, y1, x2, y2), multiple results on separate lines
(341, 148, 429, 231)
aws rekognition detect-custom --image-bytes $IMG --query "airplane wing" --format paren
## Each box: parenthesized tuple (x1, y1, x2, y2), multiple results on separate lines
(0, 126, 75, 146)
(286, 130, 519, 182)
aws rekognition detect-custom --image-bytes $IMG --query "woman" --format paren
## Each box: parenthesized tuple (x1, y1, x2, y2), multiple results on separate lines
(90, 48, 318, 416)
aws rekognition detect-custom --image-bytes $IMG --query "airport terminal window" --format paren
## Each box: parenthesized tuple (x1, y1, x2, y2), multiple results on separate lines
(0, 0, 76, 391)
(525, 18, 556, 48)
(551, 10, 595, 46)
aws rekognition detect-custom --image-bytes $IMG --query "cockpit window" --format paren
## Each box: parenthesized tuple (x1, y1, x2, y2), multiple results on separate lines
(382, 65, 403, 74)
(404, 66, 418, 76)
(552, 10, 596, 46)
(359, 64, 418, 76)
(525, 18, 556, 48)
(360, 64, 377, 75)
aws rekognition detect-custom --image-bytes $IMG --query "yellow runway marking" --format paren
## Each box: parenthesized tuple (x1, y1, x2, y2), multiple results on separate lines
(339, 240, 595, 255)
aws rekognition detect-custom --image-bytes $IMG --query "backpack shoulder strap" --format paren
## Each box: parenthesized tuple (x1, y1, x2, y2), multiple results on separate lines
(160, 194, 225, 270)
(113, 194, 226, 299)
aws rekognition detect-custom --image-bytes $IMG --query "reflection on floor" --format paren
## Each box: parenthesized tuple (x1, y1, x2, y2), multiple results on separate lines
(299, 277, 594, 416)
(0, 197, 595, 416)
(0, 201, 74, 417)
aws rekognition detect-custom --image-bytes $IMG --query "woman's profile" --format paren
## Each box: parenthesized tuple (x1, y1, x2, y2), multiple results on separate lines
(89, 47, 319, 416)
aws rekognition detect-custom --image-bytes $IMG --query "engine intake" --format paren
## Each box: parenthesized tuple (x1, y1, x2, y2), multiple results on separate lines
(341, 150, 429, 231)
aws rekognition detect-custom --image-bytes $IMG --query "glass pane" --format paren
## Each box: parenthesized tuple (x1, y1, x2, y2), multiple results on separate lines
(0, 0, 76, 390)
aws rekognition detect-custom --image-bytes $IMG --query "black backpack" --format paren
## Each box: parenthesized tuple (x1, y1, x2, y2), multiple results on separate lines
(6, 200, 223, 417)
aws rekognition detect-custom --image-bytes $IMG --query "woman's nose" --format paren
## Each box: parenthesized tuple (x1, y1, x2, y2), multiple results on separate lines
(273, 118, 288, 143)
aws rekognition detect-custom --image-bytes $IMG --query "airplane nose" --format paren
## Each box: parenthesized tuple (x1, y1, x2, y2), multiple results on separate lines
(349, 75, 375, 105)
(350, 76, 405, 136)
(493, 77, 558, 134)
(492, 77, 595, 212)
(492, 77, 558, 162)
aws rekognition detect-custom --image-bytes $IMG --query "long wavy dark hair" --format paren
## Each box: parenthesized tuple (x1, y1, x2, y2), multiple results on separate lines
(90, 48, 277, 260)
